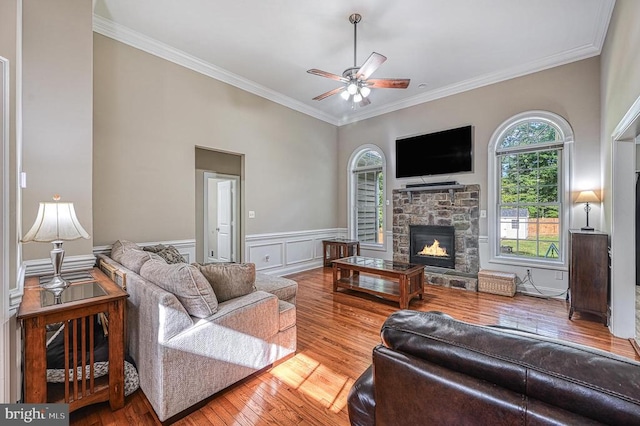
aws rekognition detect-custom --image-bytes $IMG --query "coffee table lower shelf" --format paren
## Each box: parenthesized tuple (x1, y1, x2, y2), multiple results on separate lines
(335, 275, 402, 303)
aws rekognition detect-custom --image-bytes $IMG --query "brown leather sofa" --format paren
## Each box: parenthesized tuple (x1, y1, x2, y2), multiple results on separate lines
(348, 310, 640, 425)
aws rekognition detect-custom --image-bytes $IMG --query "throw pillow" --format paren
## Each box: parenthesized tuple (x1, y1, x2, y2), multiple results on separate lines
(143, 244, 186, 264)
(110, 239, 140, 263)
(111, 240, 157, 273)
(194, 262, 256, 303)
(140, 259, 218, 318)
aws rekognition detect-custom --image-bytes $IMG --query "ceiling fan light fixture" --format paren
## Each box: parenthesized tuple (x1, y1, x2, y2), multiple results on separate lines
(353, 93, 363, 103)
(360, 86, 371, 98)
(347, 83, 358, 95)
(340, 91, 350, 101)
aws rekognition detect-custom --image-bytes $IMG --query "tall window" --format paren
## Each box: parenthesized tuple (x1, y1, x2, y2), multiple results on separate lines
(349, 147, 385, 247)
(489, 111, 573, 264)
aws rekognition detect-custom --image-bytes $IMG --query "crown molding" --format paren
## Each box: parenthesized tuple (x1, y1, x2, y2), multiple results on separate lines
(339, 43, 603, 126)
(92, 15, 339, 126)
(94, 2, 614, 128)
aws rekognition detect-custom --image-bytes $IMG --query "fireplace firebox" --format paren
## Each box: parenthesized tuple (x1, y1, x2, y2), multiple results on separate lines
(409, 225, 456, 269)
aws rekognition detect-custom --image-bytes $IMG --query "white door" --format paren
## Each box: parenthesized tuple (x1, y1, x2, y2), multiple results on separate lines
(216, 180, 232, 262)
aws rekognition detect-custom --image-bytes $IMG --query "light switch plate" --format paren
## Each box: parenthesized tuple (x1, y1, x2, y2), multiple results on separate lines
(248, 211, 255, 219)
(480, 210, 487, 218)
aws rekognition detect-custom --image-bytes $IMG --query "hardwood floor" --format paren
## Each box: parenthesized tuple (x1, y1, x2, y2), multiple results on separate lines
(70, 267, 640, 425)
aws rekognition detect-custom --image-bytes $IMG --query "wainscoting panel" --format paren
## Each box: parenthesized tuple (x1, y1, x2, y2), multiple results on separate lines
(248, 242, 284, 271)
(246, 228, 346, 276)
(285, 239, 314, 265)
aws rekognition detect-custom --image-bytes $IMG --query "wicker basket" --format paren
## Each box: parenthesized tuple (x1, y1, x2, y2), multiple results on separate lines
(478, 269, 517, 297)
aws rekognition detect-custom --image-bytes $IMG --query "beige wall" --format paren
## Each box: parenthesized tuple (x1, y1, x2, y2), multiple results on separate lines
(93, 34, 338, 246)
(600, 0, 640, 232)
(21, 0, 94, 260)
(337, 57, 602, 236)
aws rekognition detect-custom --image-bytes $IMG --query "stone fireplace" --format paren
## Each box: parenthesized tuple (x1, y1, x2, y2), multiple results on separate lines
(393, 184, 479, 290)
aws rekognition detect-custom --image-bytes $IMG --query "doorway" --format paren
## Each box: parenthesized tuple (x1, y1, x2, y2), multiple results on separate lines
(204, 172, 240, 263)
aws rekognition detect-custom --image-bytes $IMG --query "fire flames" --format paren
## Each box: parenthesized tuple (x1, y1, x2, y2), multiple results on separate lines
(418, 240, 448, 257)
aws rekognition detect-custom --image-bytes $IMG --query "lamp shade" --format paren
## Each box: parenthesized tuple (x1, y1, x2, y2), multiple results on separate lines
(22, 202, 90, 242)
(575, 190, 600, 204)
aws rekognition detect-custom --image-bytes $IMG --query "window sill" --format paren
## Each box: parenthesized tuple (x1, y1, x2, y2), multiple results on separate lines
(488, 256, 567, 271)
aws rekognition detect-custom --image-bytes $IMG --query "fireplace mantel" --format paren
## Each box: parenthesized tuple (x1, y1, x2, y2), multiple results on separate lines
(398, 184, 465, 203)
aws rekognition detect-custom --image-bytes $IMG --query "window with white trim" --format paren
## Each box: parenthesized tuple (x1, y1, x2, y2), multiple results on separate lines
(489, 112, 573, 264)
(349, 147, 385, 247)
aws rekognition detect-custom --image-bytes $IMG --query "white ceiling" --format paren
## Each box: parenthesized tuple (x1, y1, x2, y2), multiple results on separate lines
(92, 0, 615, 126)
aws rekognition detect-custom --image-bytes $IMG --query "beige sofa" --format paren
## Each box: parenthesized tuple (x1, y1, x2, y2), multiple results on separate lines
(97, 241, 297, 422)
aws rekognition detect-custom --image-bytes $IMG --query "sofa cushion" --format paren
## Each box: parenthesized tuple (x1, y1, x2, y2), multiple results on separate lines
(143, 244, 186, 264)
(194, 262, 256, 303)
(111, 240, 158, 273)
(277, 300, 296, 332)
(255, 272, 298, 304)
(140, 259, 218, 318)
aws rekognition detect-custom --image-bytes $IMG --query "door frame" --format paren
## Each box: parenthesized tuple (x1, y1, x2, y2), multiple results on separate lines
(610, 94, 640, 338)
(203, 172, 240, 263)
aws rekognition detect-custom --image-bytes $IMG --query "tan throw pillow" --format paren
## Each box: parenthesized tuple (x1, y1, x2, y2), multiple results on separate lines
(110, 240, 157, 273)
(194, 263, 256, 303)
(110, 240, 140, 263)
(140, 259, 218, 318)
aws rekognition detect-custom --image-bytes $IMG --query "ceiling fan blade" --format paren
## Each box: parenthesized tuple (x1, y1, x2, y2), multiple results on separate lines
(312, 86, 345, 101)
(307, 69, 349, 83)
(366, 78, 411, 89)
(356, 52, 387, 80)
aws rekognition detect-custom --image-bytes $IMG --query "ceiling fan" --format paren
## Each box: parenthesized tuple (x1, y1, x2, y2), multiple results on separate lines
(307, 13, 410, 107)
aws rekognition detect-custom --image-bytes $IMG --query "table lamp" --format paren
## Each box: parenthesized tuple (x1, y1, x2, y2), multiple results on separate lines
(575, 190, 600, 231)
(22, 195, 90, 290)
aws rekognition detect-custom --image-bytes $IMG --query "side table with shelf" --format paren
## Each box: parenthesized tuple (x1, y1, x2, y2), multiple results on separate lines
(17, 267, 128, 412)
(322, 238, 361, 267)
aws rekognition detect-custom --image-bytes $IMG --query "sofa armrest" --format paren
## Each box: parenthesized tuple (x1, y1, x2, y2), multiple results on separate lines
(347, 366, 375, 426)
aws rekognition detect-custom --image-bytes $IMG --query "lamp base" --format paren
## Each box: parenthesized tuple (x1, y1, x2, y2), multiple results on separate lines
(40, 274, 69, 290)
(580, 226, 595, 231)
(41, 241, 70, 294)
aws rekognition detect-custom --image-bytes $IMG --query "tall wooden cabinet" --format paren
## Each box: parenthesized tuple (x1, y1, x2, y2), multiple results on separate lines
(568, 230, 609, 325)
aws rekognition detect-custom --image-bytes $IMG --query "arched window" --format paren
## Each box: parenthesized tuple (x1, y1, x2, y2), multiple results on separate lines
(348, 146, 386, 248)
(488, 111, 573, 265)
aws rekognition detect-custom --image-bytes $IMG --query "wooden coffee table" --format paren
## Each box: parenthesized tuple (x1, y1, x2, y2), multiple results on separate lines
(332, 256, 425, 309)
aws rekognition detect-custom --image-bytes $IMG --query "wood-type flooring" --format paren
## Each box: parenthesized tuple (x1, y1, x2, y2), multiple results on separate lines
(70, 266, 639, 425)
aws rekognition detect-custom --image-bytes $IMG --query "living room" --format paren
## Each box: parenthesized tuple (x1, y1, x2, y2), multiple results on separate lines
(2, 0, 640, 424)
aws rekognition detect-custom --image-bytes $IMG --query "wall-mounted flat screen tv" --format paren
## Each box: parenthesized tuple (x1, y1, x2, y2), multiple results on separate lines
(395, 125, 473, 178)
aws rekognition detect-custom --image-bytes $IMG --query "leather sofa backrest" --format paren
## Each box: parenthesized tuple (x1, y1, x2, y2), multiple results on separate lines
(378, 310, 640, 425)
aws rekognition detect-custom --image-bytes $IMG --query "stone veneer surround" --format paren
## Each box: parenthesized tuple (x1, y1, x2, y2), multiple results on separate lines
(393, 184, 480, 290)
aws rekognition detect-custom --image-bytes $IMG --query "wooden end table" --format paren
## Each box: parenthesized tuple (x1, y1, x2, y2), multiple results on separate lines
(322, 238, 361, 267)
(332, 256, 425, 309)
(17, 267, 128, 412)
